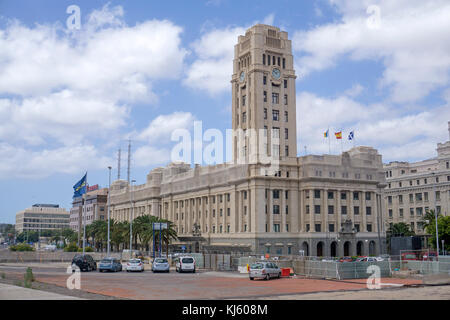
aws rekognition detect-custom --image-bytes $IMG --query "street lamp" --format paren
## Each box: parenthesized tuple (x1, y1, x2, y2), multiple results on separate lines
(129, 179, 136, 260)
(432, 172, 440, 257)
(107, 166, 112, 257)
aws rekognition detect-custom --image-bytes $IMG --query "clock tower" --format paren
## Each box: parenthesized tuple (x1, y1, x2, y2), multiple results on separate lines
(231, 25, 297, 165)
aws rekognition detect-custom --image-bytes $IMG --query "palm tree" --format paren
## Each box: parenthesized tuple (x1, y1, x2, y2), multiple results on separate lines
(132, 215, 178, 256)
(422, 209, 440, 230)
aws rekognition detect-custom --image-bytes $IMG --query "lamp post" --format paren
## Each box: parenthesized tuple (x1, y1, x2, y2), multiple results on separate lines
(107, 166, 112, 256)
(129, 179, 136, 260)
(432, 172, 440, 257)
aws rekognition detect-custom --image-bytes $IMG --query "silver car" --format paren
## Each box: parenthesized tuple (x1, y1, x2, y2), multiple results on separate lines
(152, 257, 170, 273)
(126, 259, 144, 272)
(249, 262, 281, 280)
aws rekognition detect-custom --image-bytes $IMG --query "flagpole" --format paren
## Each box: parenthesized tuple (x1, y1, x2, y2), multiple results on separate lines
(328, 127, 331, 154)
(83, 172, 87, 254)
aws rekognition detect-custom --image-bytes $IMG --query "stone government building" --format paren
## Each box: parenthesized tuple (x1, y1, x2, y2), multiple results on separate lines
(109, 24, 388, 257)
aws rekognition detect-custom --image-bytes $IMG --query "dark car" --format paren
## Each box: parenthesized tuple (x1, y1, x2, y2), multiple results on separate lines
(98, 257, 123, 272)
(71, 254, 97, 272)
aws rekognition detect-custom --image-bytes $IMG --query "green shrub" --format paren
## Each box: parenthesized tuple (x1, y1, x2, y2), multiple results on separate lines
(76, 246, 93, 252)
(63, 243, 79, 252)
(9, 243, 34, 252)
(24, 267, 34, 288)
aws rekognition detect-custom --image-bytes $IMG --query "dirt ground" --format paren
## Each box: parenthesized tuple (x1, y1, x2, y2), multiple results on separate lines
(0, 262, 447, 300)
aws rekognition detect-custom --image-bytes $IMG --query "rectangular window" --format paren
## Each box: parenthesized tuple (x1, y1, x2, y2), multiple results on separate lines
(264, 108, 267, 119)
(272, 127, 280, 138)
(341, 192, 347, 200)
(367, 224, 372, 232)
(268, 55, 270, 66)
(277, 56, 281, 66)
(282, 58, 286, 69)
(399, 195, 403, 204)
(328, 191, 334, 199)
(314, 190, 321, 198)
(263, 75, 267, 85)
(399, 208, 403, 217)
(242, 95, 246, 106)
(272, 93, 279, 104)
(353, 192, 359, 200)
(306, 205, 310, 214)
(284, 128, 289, 140)
(366, 207, 372, 215)
(273, 205, 280, 214)
(242, 112, 246, 123)
(306, 224, 310, 232)
(329, 224, 335, 232)
(315, 224, 321, 232)
(285, 145, 289, 156)
(274, 224, 280, 232)
(416, 207, 423, 216)
(284, 79, 287, 88)
(341, 206, 347, 215)
(409, 194, 414, 203)
(264, 91, 267, 102)
(273, 56, 275, 65)
(410, 208, 414, 216)
(284, 94, 288, 105)
(354, 206, 360, 215)
(389, 209, 393, 217)
(263, 54, 266, 65)
(284, 111, 288, 122)
(219, 209, 223, 216)
(227, 208, 230, 216)
(365, 192, 371, 201)
(436, 191, 440, 201)
(314, 205, 321, 214)
(285, 190, 289, 199)
(273, 190, 280, 199)
(285, 205, 288, 215)
(415, 193, 422, 201)
(328, 205, 334, 215)
(272, 110, 279, 121)
(355, 224, 360, 232)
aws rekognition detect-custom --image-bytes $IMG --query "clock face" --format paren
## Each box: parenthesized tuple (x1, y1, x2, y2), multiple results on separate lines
(240, 71, 245, 82)
(272, 68, 281, 79)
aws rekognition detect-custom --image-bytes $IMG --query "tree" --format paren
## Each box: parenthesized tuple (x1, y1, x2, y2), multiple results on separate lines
(386, 222, 415, 252)
(425, 215, 450, 252)
(132, 215, 178, 255)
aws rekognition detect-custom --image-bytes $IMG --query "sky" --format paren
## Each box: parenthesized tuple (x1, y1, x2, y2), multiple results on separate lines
(0, 0, 449, 224)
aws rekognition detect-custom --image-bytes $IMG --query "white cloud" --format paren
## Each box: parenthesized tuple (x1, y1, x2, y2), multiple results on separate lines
(184, 13, 276, 95)
(0, 5, 189, 179)
(293, 0, 450, 103)
(296, 90, 450, 162)
(184, 26, 245, 95)
(137, 112, 196, 143)
(0, 143, 112, 179)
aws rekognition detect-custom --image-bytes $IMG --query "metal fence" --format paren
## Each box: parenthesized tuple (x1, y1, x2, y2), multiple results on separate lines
(399, 256, 450, 275)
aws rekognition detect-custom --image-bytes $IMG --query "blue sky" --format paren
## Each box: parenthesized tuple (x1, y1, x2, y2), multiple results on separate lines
(0, 0, 449, 224)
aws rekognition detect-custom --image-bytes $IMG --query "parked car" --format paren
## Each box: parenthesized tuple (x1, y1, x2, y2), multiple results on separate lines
(358, 257, 377, 262)
(175, 256, 196, 273)
(98, 257, 122, 272)
(152, 257, 170, 273)
(249, 261, 281, 280)
(126, 259, 144, 272)
(339, 256, 354, 262)
(71, 254, 97, 272)
(401, 252, 419, 261)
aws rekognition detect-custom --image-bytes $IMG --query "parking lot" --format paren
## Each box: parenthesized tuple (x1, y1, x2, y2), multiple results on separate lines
(0, 262, 425, 300)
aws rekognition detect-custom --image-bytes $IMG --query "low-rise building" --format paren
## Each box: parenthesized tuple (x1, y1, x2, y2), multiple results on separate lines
(15, 204, 70, 233)
(384, 122, 450, 234)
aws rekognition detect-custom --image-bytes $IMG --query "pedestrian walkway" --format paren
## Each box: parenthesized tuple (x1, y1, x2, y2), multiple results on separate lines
(0, 283, 83, 300)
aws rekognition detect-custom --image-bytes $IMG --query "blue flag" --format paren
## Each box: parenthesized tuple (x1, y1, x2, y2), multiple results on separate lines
(348, 131, 354, 140)
(73, 173, 87, 198)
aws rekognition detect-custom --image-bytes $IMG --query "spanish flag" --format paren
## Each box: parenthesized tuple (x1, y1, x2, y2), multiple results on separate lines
(335, 131, 342, 139)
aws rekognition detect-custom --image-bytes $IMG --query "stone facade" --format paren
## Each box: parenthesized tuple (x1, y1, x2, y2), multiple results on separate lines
(384, 122, 450, 234)
(108, 24, 387, 256)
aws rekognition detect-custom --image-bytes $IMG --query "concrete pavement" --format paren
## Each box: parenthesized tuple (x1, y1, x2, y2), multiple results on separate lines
(0, 283, 84, 300)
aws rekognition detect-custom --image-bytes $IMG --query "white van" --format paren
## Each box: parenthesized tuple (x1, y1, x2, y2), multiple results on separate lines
(175, 256, 196, 273)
